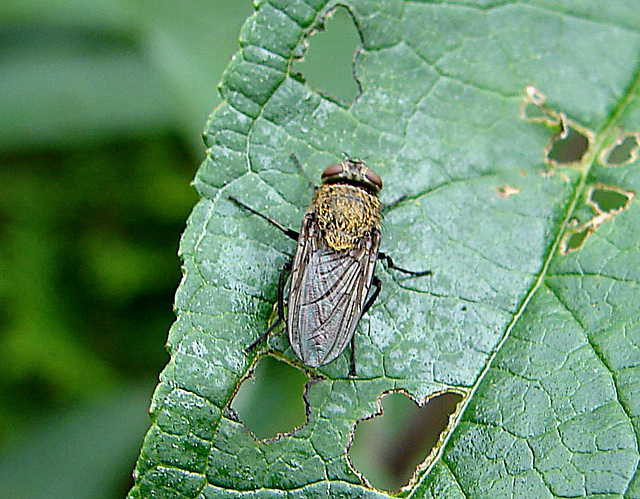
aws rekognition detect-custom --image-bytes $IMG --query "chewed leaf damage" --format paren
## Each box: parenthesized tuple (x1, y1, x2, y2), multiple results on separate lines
(561, 184, 634, 254)
(496, 185, 521, 199)
(347, 389, 464, 493)
(521, 86, 594, 168)
(229, 355, 314, 441)
(599, 132, 640, 167)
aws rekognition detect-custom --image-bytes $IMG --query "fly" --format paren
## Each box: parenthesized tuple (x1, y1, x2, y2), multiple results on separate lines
(229, 158, 431, 376)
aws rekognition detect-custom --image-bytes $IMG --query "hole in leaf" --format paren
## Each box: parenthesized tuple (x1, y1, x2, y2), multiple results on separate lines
(560, 184, 633, 255)
(349, 391, 463, 493)
(589, 187, 632, 214)
(547, 122, 590, 165)
(521, 101, 549, 121)
(525, 85, 546, 106)
(292, 7, 360, 104)
(496, 185, 521, 199)
(561, 225, 592, 254)
(521, 87, 594, 168)
(520, 86, 559, 126)
(230, 356, 308, 439)
(602, 133, 640, 166)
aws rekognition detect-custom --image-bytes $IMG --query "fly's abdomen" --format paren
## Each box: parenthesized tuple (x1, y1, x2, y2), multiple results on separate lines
(287, 211, 381, 368)
(289, 247, 363, 366)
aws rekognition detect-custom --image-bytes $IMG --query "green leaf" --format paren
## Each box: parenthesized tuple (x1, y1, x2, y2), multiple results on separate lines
(130, 1, 640, 497)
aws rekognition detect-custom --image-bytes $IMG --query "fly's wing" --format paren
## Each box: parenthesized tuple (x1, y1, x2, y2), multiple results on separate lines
(287, 213, 380, 367)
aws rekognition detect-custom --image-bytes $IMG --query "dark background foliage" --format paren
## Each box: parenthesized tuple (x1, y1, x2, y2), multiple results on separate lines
(0, 2, 253, 497)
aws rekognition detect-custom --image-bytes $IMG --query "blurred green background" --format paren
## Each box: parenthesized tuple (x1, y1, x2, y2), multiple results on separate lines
(0, 1, 252, 497)
(0, 2, 365, 497)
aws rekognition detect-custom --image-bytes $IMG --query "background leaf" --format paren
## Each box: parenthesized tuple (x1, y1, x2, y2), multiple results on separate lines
(130, 0, 640, 497)
(0, 1, 252, 496)
(0, 0, 251, 154)
(0, 385, 152, 499)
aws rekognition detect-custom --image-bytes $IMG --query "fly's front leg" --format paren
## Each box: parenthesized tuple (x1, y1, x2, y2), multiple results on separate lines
(244, 261, 292, 354)
(289, 154, 316, 193)
(380, 195, 408, 214)
(228, 196, 299, 242)
(378, 252, 432, 277)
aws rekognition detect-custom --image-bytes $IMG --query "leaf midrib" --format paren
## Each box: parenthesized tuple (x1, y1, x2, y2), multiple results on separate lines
(409, 61, 640, 497)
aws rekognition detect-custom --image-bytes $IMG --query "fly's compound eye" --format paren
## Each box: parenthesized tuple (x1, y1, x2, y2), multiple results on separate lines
(321, 163, 344, 180)
(364, 169, 383, 189)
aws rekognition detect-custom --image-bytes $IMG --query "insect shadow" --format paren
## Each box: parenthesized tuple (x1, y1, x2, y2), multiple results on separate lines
(229, 158, 431, 376)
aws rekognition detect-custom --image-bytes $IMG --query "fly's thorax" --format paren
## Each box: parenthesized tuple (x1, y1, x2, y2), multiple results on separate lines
(311, 183, 380, 251)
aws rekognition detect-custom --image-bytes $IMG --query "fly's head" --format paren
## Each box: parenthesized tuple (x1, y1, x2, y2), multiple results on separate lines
(321, 158, 383, 195)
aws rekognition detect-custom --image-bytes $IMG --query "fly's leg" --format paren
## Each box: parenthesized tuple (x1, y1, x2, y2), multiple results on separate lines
(378, 252, 432, 277)
(350, 257, 429, 375)
(379, 197, 432, 275)
(348, 255, 429, 375)
(228, 196, 299, 242)
(244, 316, 281, 354)
(244, 261, 292, 354)
(229, 195, 296, 352)
(381, 195, 408, 214)
(361, 276, 382, 315)
(349, 276, 382, 377)
(290, 154, 316, 192)
(349, 336, 357, 378)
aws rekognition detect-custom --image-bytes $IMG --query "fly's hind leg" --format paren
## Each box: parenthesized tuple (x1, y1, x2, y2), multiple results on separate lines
(348, 254, 430, 375)
(349, 336, 357, 378)
(361, 276, 383, 316)
(228, 195, 297, 350)
(244, 261, 292, 354)
(349, 276, 382, 377)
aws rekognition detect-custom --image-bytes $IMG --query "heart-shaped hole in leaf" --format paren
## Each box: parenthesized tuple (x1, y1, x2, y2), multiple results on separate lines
(348, 390, 463, 492)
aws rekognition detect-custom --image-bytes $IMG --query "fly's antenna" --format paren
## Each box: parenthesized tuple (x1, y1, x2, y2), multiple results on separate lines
(341, 152, 369, 162)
